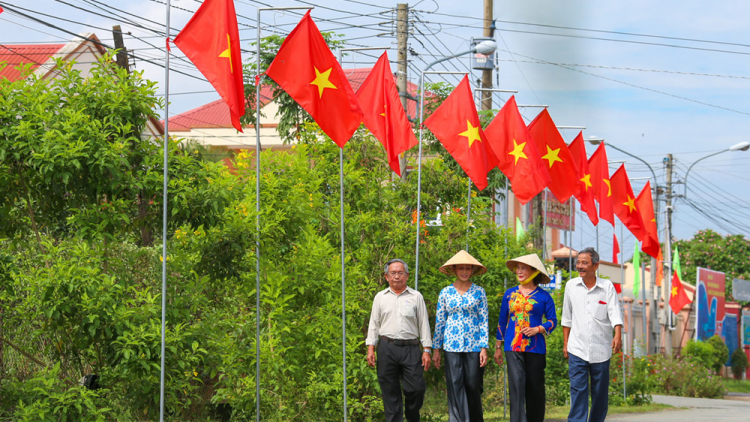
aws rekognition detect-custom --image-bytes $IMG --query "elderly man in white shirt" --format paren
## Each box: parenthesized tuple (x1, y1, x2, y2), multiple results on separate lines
(562, 247, 623, 422)
(366, 259, 432, 422)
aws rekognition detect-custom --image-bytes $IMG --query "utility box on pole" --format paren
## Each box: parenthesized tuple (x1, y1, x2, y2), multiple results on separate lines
(471, 37, 495, 71)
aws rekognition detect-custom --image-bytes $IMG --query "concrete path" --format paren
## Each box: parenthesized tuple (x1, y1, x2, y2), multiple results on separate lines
(606, 394, 750, 421)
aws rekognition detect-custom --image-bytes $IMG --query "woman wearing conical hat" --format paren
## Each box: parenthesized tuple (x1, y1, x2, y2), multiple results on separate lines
(494, 253, 558, 422)
(432, 250, 489, 422)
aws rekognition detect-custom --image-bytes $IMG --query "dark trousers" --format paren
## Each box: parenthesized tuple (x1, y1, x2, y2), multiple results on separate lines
(444, 351, 484, 422)
(567, 353, 610, 422)
(377, 340, 426, 422)
(505, 351, 546, 422)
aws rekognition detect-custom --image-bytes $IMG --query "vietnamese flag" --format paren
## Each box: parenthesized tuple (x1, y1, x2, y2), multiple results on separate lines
(669, 270, 691, 314)
(356, 52, 417, 176)
(527, 109, 578, 203)
(568, 133, 599, 226)
(266, 11, 363, 147)
(636, 181, 660, 259)
(655, 248, 664, 287)
(613, 233, 620, 264)
(609, 165, 646, 241)
(173, 0, 245, 132)
(588, 143, 615, 226)
(423, 76, 498, 190)
(484, 96, 550, 204)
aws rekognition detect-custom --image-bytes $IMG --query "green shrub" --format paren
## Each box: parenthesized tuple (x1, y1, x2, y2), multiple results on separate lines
(646, 354, 725, 398)
(707, 335, 729, 373)
(684, 339, 716, 369)
(731, 347, 748, 380)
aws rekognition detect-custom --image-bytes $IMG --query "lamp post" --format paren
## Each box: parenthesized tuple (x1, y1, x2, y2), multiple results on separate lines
(413, 40, 497, 290)
(683, 141, 750, 199)
(586, 137, 663, 354)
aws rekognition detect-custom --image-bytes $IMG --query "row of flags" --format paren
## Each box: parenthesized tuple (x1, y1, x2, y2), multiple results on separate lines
(173, 1, 690, 311)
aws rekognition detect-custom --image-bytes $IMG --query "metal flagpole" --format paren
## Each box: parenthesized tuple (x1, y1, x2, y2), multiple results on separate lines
(542, 189, 548, 260)
(336, 47, 387, 420)
(159, 3, 171, 422)
(255, 9, 262, 421)
(641, 261, 647, 354)
(414, 70, 467, 290)
(503, 183, 509, 418)
(254, 10, 312, 420)
(568, 198, 573, 274)
(620, 222, 626, 401)
(466, 180, 472, 251)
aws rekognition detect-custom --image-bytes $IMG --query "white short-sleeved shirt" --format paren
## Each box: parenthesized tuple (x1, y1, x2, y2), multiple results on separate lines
(561, 277, 624, 363)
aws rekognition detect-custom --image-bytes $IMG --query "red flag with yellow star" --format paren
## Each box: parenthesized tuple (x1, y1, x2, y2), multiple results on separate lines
(528, 109, 578, 203)
(609, 165, 646, 240)
(173, 0, 245, 132)
(266, 11, 363, 147)
(588, 143, 615, 226)
(568, 133, 599, 226)
(636, 181, 661, 259)
(423, 76, 498, 190)
(484, 96, 550, 204)
(669, 270, 691, 314)
(356, 52, 417, 175)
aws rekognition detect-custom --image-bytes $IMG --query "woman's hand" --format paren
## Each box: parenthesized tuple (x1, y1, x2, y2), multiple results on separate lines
(520, 325, 542, 337)
(493, 347, 503, 366)
(432, 349, 441, 369)
(479, 348, 488, 367)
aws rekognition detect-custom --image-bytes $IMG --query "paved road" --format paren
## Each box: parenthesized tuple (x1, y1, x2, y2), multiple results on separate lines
(606, 394, 750, 421)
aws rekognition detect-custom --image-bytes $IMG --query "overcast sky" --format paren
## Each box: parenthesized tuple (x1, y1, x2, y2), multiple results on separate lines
(2, 0, 750, 261)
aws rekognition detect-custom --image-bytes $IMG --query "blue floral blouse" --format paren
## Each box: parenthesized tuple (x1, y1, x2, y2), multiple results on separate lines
(496, 286, 557, 354)
(433, 283, 489, 352)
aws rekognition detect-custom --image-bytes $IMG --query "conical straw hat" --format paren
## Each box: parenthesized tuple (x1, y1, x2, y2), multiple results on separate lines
(439, 250, 487, 276)
(505, 253, 550, 284)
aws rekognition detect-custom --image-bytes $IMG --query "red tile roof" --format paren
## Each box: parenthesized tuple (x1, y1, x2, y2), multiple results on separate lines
(0, 44, 64, 82)
(166, 67, 420, 132)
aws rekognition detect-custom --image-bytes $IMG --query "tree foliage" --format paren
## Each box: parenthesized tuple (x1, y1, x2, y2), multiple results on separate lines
(673, 229, 750, 300)
(0, 55, 535, 420)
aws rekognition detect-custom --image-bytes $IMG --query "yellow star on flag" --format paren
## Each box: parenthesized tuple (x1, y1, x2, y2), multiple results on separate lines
(623, 195, 637, 213)
(508, 139, 528, 165)
(310, 66, 338, 98)
(458, 120, 481, 147)
(542, 145, 563, 168)
(380, 105, 387, 117)
(671, 286, 678, 297)
(603, 179, 612, 197)
(218, 34, 233, 72)
(581, 174, 592, 191)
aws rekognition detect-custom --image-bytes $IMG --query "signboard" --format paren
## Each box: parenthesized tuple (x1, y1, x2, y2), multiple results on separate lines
(742, 310, 750, 347)
(723, 314, 738, 366)
(732, 278, 750, 302)
(696, 267, 726, 341)
(540, 270, 563, 292)
(544, 196, 576, 231)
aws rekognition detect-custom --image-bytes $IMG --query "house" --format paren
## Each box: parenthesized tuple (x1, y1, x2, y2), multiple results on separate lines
(1, 33, 163, 138)
(165, 68, 420, 152)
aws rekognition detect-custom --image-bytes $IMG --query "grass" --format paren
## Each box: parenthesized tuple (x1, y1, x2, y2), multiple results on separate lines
(421, 382, 674, 421)
(725, 379, 750, 394)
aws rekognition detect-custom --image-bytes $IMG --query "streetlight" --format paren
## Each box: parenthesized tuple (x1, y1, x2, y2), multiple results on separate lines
(683, 141, 750, 198)
(413, 40, 498, 290)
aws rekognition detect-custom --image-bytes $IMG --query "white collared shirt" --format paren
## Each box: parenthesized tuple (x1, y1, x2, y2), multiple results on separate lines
(366, 286, 433, 348)
(561, 276, 624, 363)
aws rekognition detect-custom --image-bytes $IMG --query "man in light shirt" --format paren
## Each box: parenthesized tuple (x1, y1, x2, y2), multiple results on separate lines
(562, 247, 623, 422)
(366, 259, 432, 422)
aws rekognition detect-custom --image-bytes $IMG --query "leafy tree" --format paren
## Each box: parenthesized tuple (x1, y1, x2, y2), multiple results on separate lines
(673, 229, 750, 300)
(731, 347, 748, 380)
(707, 335, 729, 373)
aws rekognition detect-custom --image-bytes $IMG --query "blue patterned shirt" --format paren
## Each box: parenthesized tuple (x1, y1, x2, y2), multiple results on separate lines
(433, 283, 489, 352)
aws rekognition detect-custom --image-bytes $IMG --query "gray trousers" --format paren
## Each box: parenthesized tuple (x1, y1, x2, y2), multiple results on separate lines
(377, 340, 426, 422)
(444, 351, 484, 422)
